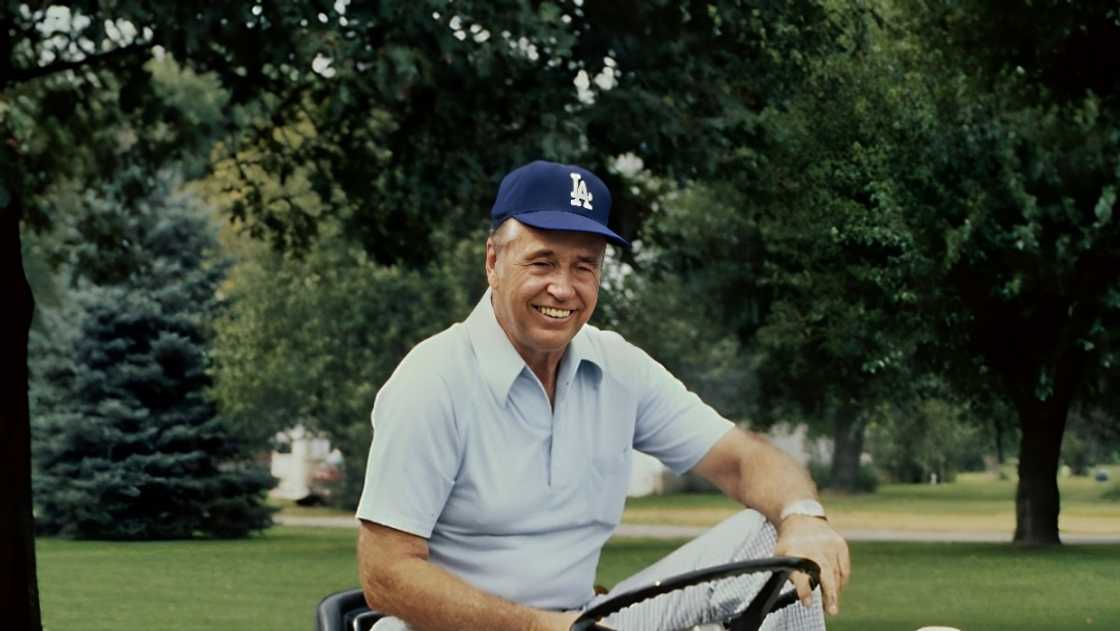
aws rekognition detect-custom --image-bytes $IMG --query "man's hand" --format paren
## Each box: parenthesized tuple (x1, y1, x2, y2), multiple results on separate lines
(774, 515, 850, 616)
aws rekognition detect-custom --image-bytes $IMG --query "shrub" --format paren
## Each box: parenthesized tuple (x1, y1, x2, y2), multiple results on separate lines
(31, 200, 275, 539)
(867, 399, 983, 484)
(809, 460, 880, 493)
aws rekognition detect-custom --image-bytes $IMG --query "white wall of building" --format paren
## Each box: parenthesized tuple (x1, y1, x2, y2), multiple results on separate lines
(269, 425, 342, 500)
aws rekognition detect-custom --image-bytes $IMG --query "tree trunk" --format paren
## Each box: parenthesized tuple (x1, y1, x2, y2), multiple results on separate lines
(1013, 401, 1067, 545)
(830, 408, 866, 492)
(992, 416, 1006, 465)
(1, 209, 42, 629)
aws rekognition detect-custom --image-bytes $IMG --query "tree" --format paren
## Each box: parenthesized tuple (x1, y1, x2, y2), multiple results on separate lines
(664, 0, 1120, 537)
(639, 2, 1120, 533)
(637, 46, 932, 491)
(892, 0, 1120, 544)
(31, 192, 274, 539)
(4, 10, 255, 618)
(755, 51, 926, 489)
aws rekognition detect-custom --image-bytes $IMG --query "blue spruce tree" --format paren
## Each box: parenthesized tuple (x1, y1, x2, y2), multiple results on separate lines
(32, 193, 274, 539)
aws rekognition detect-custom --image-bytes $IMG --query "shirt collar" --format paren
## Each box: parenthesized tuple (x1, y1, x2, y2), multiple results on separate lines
(464, 289, 603, 402)
(563, 322, 603, 387)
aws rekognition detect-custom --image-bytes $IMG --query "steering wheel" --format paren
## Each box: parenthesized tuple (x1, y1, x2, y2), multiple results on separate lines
(570, 556, 821, 631)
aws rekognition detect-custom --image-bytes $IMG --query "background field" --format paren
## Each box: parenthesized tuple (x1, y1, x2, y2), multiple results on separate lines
(38, 526, 1120, 631)
(273, 469, 1120, 535)
(623, 470, 1120, 534)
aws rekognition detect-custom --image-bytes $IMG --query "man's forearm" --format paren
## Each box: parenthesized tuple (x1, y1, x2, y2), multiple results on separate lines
(366, 557, 547, 630)
(693, 429, 849, 615)
(694, 429, 819, 524)
(734, 432, 819, 524)
(360, 541, 574, 631)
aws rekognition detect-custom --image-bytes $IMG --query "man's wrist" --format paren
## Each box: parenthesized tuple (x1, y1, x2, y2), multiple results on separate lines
(779, 499, 828, 522)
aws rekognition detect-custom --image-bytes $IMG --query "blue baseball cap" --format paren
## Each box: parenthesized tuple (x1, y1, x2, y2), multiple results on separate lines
(490, 160, 629, 247)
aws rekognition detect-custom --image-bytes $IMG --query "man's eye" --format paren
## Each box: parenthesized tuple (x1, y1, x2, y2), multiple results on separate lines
(530, 261, 552, 268)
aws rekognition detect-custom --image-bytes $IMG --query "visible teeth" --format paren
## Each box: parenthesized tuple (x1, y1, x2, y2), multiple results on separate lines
(536, 306, 573, 319)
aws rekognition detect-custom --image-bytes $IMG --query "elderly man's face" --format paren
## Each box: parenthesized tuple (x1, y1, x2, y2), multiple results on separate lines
(486, 220, 606, 363)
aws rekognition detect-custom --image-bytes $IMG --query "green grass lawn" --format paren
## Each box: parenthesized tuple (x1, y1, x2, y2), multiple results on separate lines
(37, 527, 359, 631)
(38, 527, 1120, 631)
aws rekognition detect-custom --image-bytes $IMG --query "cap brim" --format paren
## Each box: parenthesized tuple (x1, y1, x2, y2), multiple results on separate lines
(511, 210, 630, 247)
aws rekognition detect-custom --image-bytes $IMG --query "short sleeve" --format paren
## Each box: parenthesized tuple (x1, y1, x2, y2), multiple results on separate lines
(631, 348, 734, 475)
(355, 349, 462, 538)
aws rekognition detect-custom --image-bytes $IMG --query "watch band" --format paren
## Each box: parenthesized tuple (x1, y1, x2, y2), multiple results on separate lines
(779, 499, 828, 522)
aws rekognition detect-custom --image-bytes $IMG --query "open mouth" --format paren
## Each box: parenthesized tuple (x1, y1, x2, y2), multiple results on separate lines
(533, 305, 574, 320)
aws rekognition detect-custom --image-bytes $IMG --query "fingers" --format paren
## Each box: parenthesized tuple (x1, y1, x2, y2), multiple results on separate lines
(830, 538, 852, 614)
(814, 540, 848, 615)
(790, 570, 814, 607)
(776, 517, 851, 616)
(821, 559, 841, 615)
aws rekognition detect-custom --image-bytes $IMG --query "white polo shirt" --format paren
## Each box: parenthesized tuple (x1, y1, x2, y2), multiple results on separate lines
(356, 290, 733, 609)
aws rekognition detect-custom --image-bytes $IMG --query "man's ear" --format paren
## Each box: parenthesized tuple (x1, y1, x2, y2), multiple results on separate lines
(485, 238, 499, 290)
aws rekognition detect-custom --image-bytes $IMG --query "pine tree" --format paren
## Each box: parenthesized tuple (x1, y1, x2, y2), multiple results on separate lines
(32, 193, 274, 539)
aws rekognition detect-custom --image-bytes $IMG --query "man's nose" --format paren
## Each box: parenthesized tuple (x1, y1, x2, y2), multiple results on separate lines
(547, 270, 575, 300)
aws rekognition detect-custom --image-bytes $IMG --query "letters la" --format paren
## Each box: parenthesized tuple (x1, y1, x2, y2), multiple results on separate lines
(569, 172, 594, 210)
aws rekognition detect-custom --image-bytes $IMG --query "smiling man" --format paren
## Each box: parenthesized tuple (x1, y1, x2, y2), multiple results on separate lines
(355, 161, 849, 631)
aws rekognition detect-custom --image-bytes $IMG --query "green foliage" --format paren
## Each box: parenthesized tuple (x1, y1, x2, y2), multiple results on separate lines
(867, 400, 985, 484)
(635, 2, 1120, 534)
(211, 229, 486, 506)
(8, 0, 864, 518)
(1062, 408, 1120, 475)
(31, 193, 274, 539)
(595, 264, 755, 422)
(903, 0, 1120, 103)
(12, 0, 858, 259)
(635, 18, 931, 489)
(808, 460, 880, 493)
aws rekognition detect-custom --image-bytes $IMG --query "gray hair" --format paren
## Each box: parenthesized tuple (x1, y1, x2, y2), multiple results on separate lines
(488, 219, 522, 253)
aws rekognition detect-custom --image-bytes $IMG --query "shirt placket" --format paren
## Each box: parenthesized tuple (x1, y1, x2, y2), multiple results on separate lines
(548, 378, 565, 488)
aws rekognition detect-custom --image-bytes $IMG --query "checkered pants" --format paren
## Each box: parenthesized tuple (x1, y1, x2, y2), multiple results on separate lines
(591, 510, 826, 630)
(372, 510, 826, 631)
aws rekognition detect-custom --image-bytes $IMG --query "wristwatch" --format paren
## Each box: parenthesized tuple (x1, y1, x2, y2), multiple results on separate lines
(779, 499, 828, 522)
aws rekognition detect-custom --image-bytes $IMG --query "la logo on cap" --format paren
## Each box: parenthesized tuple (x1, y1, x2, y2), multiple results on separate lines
(569, 172, 593, 210)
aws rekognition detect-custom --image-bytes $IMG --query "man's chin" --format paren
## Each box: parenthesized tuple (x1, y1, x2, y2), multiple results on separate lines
(527, 330, 578, 353)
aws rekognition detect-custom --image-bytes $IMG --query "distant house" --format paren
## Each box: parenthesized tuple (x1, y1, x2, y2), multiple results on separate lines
(269, 425, 343, 501)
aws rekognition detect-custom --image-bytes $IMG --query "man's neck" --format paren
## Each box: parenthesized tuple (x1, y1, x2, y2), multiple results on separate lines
(492, 310, 565, 406)
(523, 352, 563, 406)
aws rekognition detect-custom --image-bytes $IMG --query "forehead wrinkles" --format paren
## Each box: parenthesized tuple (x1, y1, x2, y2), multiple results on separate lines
(493, 220, 607, 266)
(527, 232, 605, 262)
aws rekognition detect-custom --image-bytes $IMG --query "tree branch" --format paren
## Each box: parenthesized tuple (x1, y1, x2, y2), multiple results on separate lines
(8, 42, 151, 86)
